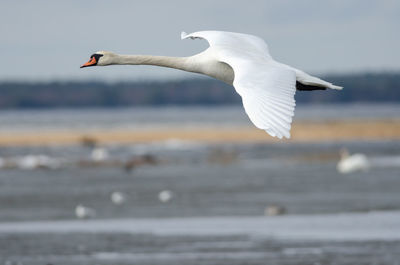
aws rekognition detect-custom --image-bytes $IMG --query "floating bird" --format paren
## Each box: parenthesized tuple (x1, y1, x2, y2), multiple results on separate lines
(337, 148, 370, 174)
(90, 147, 109, 161)
(158, 190, 173, 203)
(81, 31, 342, 139)
(75, 204, 96, 219)
(110, 191, 127, 205)
(16, 155, 60, 170)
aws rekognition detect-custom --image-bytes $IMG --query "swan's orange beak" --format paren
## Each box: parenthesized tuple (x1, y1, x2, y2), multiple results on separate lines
(80, 57, 97, 68)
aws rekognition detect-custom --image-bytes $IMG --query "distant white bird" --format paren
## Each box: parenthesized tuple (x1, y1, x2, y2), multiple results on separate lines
(16, 155, 60, 170)
(110, 191, 126, 205)
(90, 147, 109, 161)
(75, 204, 96, 219)
(81, 31, 342, 139)
(158, 190, 173, 203)
(337, 148, 370, 174)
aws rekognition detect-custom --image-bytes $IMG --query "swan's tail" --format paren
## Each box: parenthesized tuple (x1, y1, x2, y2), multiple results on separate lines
(293, 68, 343, 90)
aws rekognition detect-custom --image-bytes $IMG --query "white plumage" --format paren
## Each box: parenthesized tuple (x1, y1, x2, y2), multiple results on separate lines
(158, 190, 173, 203)
(90, 147, 109, 161)
(110, 191, 127, 205)
(337, 149, 370, 174)
(75, 204, 96, 219)
(181, 31, 296, 138)
(82, 31, 342, 139)
(181, 31, 341, 139)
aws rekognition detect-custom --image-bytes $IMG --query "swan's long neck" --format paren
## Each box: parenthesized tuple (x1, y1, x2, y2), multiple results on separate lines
(107, 53, 234, 85)
(112, 54, 198, 73)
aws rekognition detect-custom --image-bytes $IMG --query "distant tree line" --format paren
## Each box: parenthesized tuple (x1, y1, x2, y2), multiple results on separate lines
(0, 73, 399, 109)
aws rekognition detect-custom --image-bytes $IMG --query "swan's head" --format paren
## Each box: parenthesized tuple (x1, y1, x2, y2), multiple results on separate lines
(80, 51, 116, 68)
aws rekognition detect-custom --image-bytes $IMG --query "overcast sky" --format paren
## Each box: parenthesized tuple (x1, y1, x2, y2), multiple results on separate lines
(1, 0, 399, 81)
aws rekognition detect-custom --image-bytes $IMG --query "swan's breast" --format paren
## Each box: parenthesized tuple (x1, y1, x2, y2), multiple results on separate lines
(203, 60, 234, 85)
(190, 51, 235, 85)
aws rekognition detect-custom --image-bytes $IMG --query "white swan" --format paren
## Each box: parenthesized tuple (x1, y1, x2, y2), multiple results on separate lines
(337, 148, 370, 174)
(110, 191, 127, 205)
(158, 190, 173, 203)
(81, 31, 342, 139)
(75, 204, 96, 219)
(90, 147, 109, 161)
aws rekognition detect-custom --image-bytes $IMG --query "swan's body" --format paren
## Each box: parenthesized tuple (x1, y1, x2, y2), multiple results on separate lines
(337, 149, 370, 174)
(75, 204, 96, 219)
(90, 147, 109, 161)
(81, 31, 342, 139)
(110, 191, 127, 205)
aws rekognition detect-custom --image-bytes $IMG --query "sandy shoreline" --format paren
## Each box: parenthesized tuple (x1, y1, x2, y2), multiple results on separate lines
(0, 120, 399, 146)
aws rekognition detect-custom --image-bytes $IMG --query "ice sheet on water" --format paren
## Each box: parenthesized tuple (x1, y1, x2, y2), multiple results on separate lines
(1, 211, 399, 241)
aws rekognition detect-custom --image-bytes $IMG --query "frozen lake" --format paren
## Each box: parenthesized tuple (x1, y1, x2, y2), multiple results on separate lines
(1, 212, 400, 265)
(0, 105, 399, 264)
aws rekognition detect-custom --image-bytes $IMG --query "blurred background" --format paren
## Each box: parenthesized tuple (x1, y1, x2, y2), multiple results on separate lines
(1, 1, 400, 264)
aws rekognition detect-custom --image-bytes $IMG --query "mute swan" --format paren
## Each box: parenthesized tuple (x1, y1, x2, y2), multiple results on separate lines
(75, 204, 96, 219)
(110, 191, 127, 205)
(81, 31, 342, 139)
(337, 148, 370, 174)
(90, 147, 109, 161)
(158, 190, 173, 203)
(16, 154, 61, 170)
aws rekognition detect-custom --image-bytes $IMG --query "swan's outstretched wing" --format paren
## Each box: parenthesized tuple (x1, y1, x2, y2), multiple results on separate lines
(182, 31, 296, 139)
(181, 31, 271, 57)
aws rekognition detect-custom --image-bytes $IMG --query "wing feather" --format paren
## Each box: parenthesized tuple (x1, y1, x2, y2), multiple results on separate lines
(182, 31, 296, 139)
(182, 30, 271, 57)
